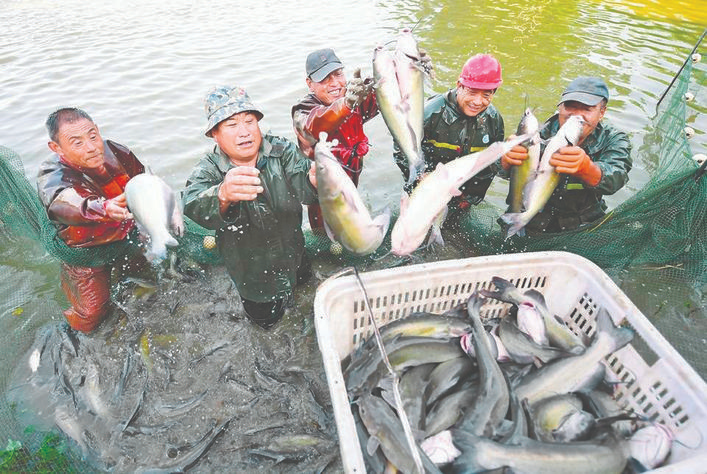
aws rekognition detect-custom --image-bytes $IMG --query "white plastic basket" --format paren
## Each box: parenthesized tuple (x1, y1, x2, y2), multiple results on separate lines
(313, 251, 707, 473)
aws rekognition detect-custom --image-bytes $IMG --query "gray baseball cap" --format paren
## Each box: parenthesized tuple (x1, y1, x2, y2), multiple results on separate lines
(204, 85, 264, 137)
(559, 77, 610, 106)
(306, 48, 343, 82)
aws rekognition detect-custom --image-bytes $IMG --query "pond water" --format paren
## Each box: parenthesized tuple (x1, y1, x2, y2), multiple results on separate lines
(0, 0, 705, 471)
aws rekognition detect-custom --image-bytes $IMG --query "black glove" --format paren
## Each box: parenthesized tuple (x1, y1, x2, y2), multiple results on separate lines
(345, 68, 369, 110)
(418, 48, 434, 78)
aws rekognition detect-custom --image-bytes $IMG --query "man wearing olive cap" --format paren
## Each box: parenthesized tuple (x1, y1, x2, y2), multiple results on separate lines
(291, 48, 378, 230)
(183, 86, 318, 329)
(501, 76, 632, 233)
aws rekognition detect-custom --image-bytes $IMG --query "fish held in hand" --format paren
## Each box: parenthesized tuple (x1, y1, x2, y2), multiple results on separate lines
(125, 169, 184, 262)
(508, 108, 541, 214)
(315, 138, 390, 255)
(373, 29, 426, 186)
(500, 114, 585, 239)
(391, 135, 533, 256)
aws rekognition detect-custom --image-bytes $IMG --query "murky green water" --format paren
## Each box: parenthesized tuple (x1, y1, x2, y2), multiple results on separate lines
(0, 0, 705, 471)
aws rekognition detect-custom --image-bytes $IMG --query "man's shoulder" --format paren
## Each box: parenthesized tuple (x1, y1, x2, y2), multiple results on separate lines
(38, 153, 76, 179)
(483, 103, 503, 121)
(596, 120, 628, 140)
(424, 90, 452, 113)
(591, 120, 631, 158)
(263, 134, 298, 157)
(105, 139, 130, 154)
(291, 93, 321, 116)
(540, 113, 560, 139)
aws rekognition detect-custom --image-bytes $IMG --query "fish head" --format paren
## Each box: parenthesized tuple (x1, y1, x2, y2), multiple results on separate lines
(314, 139, 351, 202)
(390, 221, 415, 256)
(395, 28, 419, 60)
(558, 107, 594, 144)
(372, 46, 395, 82)
(553, 410, 595, 442)
(516, 108, 540, 136)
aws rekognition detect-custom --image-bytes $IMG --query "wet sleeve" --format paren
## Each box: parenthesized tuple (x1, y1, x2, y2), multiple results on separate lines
(283, 143, 318, 205)
(591, 130, 632, 195)
(182, 157, 242, 230)
(294, 99, 352, 143)
(46, 186, 113, 225)
(359, 92, 379, 123)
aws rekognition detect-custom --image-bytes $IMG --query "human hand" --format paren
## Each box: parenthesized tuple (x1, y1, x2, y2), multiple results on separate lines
(218, 166, 263, 205)
(550, 146, 601, 186)
(105, 193, 132, 221)
(345, 68, 368, 110)
(418, 47, 434, 78)
(500, 135, 529, 170)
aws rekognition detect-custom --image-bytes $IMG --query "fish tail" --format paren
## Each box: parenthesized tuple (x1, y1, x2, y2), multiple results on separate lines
(374, 207, 392, 237)
(449, 429, 484, 471)
(146, 242, 168, 263)
(595, 307, 634, 350)
(407, 158, 425, 186)
(491, 276, 514, 292)
(499, 212, 530, 240)
(426, 222, 444, 247)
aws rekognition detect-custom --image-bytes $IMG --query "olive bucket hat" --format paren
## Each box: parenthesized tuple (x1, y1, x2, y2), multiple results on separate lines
(204, 85, 264, 137)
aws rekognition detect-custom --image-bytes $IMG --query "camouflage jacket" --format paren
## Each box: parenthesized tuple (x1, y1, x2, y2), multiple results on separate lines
(525, 113, 632, 233)
(182, 135, 317, 302)
(394, 89, 505, 202)
(37, 140, 143, 248)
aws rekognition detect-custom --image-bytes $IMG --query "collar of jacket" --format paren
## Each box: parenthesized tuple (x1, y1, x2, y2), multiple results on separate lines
(212, 138, 273, 173)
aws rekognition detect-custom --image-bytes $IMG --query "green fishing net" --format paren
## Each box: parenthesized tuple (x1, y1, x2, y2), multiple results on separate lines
(0, 44, 704, 474)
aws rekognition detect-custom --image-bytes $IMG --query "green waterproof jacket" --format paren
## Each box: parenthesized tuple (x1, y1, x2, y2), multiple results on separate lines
(182, 135, 317, 303)
(394, 89, 505, 203)
(524, 113, 632, 233)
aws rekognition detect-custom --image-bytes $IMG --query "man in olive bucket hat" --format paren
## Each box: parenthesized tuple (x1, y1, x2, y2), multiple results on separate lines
(183, 86, 318, 329)
(501, 76, 632, 234)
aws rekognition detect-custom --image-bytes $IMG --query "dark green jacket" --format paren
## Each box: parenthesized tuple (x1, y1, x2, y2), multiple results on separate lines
(525, 113, 632, 233)
(394, 89, 505, 203)
(182, 135, 317, 302)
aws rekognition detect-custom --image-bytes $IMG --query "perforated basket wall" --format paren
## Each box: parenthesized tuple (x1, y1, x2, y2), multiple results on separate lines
(313, 251, 707, 473)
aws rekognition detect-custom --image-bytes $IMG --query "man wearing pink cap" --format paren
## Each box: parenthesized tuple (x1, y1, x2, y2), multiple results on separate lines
(394, 54, 505, 221)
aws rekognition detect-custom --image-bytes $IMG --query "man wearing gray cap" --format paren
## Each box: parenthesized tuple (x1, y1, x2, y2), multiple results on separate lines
(501, 76, 632, 233)
(183, 86, 318, 329)
(291, 48, 378, 230)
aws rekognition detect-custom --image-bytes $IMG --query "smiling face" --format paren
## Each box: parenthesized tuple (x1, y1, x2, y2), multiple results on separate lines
(558, 100, 606, 144)
(456, 84, 495, 117)
(48, 118, 105, 170)
(210, 112, 262, 165)
(306, 68, 346, 106)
